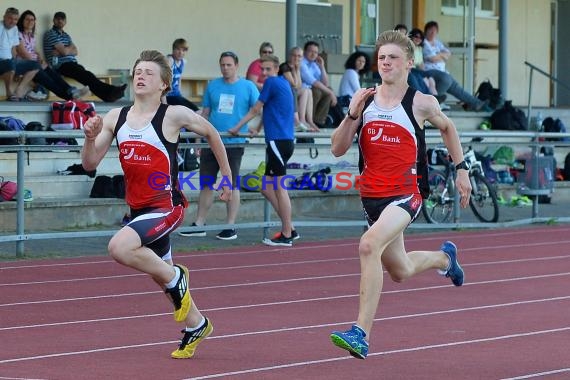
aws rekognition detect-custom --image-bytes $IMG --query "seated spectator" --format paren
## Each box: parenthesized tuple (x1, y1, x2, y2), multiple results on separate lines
(279, 46, 319, 131)
(300, 41, 336, 128)
(408, 28, 439, 97)
(422, 20, 489, 111)
(43, 11, 126, 102)
(164, 38, 199, 111)
(0, 7, 38, 101)
(246, 41, 274, 91)
(338, 51, 370, 109)
(16, 9, 89, 101)
(393, 24, 408, 35)
(392, 24, 437, 98)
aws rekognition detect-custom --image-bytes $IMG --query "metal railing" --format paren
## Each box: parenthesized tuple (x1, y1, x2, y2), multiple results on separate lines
(1, 129, 570, 257)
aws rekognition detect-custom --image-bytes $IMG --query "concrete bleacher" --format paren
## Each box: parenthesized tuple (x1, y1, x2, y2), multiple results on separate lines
(1, 101, 569, 232)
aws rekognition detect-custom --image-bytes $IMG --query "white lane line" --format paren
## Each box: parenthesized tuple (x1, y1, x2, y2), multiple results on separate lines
(2, 270, 570, 309)
(1, 277, 570, 333)
(0, 257, 356, 286)
(184, 327, 570, 380)
(1, 321, 569, 370)
(2, 253, 569, 288)
(2, 227, 568, 270)
(500, 368, 570, 379)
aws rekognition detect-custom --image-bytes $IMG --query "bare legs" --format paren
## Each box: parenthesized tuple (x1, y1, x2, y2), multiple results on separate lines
(260, 175, 293, 237)
(195, 187, 240, 226)
(298, 87, 319, 131)
(355, 206, 449, 337)
(108, 227, 204, 327)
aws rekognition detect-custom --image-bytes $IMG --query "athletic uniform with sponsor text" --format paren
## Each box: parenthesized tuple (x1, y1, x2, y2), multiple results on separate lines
(114, 103, 187, 259)
(357, 87, 424, 225)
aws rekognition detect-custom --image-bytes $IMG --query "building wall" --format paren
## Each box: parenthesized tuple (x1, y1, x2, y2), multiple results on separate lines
(10, 0, 552, 106)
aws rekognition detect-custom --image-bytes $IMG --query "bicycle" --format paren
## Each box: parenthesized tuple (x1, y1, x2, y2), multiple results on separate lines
(422, 146, 500, 223)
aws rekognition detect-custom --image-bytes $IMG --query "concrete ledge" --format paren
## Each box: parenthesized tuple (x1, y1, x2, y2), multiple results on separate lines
(0, 189, 362, 233)
(3, 181, 570, 234)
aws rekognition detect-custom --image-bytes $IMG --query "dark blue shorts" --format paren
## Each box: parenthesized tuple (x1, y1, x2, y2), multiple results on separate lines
(361, 193, 423, 226)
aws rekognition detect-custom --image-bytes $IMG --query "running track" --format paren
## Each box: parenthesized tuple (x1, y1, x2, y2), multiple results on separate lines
(1, 226, 570, 380)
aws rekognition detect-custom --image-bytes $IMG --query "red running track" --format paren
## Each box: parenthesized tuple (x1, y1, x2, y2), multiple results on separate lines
(1, 225, 570, 380)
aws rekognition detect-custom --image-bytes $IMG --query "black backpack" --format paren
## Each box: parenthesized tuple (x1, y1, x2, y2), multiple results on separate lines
(475, 80, 503, 110)
(489, 101, 528, 131)
(90, 175, 125, 199)
(542, 117, 570, 142)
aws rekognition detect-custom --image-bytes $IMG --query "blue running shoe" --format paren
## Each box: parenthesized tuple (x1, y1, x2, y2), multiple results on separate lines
(441, 241, 464, 286)
(330, 325, 369, 359)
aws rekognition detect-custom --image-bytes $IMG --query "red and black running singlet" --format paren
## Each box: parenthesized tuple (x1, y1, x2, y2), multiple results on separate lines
(114, 103, 186, 210)
(357, 87, 427, 198)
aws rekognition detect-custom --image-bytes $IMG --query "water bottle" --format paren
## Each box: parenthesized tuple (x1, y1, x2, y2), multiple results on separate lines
(535, 111, 543, 131)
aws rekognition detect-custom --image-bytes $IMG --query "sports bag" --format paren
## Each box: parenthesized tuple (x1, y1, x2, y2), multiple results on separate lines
(51, 100, 96, 130)
(0, 176, 17, 201)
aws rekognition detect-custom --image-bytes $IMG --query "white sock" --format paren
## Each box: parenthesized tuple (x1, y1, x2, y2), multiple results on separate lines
(165, 266, 181, 289)
(185, 316, 206, 332)
(437, 252, 451, 276)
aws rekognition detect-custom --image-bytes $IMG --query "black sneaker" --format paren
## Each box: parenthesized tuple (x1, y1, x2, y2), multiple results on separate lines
(178, 223, 206, 237)
(164, 264, 192, 322)
(272, 230, 300, 241)
(263, 234, 293, 247)
(216, 229, 237, 240)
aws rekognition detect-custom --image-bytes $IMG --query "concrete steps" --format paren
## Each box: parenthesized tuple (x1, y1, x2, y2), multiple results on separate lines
(2, 101, 569, 234)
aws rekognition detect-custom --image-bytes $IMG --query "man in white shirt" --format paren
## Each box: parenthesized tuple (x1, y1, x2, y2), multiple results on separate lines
(0, 7, 39, 100)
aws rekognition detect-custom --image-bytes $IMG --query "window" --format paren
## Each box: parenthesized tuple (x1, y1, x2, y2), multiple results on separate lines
(442, 0, 496, 18)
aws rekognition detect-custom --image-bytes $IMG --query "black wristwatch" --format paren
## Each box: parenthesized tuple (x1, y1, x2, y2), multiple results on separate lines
(455, 160, 470, 171)
(346, 108, 359, 120)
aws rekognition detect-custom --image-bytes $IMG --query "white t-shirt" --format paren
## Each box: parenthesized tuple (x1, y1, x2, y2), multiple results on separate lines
(0, 24, 19, 60)
(338, 69, 360, 97)
(422, 38, 450, 72)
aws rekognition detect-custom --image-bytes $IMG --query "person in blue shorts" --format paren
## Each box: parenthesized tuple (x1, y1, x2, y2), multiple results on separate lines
(229, 54, 299, 246)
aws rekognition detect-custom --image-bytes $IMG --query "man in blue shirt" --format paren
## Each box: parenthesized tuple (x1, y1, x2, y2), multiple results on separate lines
(229, 54, 297, 247)
(179, 51, 259, 241)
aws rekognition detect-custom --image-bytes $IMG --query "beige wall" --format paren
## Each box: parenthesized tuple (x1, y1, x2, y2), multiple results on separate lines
(15, 0, 291, 79)
(11, 0, 552, 106)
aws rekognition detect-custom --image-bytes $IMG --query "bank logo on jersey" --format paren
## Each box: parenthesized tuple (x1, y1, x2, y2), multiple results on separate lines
(370, 128, 383, 141)
(122, 148, 135, 160)
(121, 147, 152, 163)
(368, 125, 400, 144)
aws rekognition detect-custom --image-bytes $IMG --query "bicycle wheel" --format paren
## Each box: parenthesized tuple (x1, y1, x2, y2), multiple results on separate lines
(469, 172, 499, 223)
(422, 169, 454, 223)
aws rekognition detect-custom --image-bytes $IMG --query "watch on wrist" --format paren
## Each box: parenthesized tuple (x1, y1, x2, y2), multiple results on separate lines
(346, 108, 359, 120)
(455, 160, 470, 171)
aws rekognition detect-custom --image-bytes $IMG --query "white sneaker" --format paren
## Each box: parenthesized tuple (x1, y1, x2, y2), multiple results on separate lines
(440, 103, 451, 111)
(295, 122, 309, 132)
(26, 91, 48, 101)
(72, 86, 91, 99)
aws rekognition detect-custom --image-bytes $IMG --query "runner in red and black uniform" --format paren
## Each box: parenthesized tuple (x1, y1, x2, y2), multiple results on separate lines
(81, 50, 232, 359)
(329, 30, 472, 359)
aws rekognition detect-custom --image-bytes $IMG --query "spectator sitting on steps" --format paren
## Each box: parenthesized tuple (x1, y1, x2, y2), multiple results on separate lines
(43, 11, 126, 102)
(16, 9, 90, 101)
(0, 7, 39, 101)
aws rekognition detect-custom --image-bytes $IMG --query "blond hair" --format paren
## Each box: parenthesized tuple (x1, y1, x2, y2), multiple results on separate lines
(375, 30, 415, 61)
(132, 50, 172, 96)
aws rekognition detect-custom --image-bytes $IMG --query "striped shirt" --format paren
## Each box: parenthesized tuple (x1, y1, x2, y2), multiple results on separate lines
(43, 27, 77, 68)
